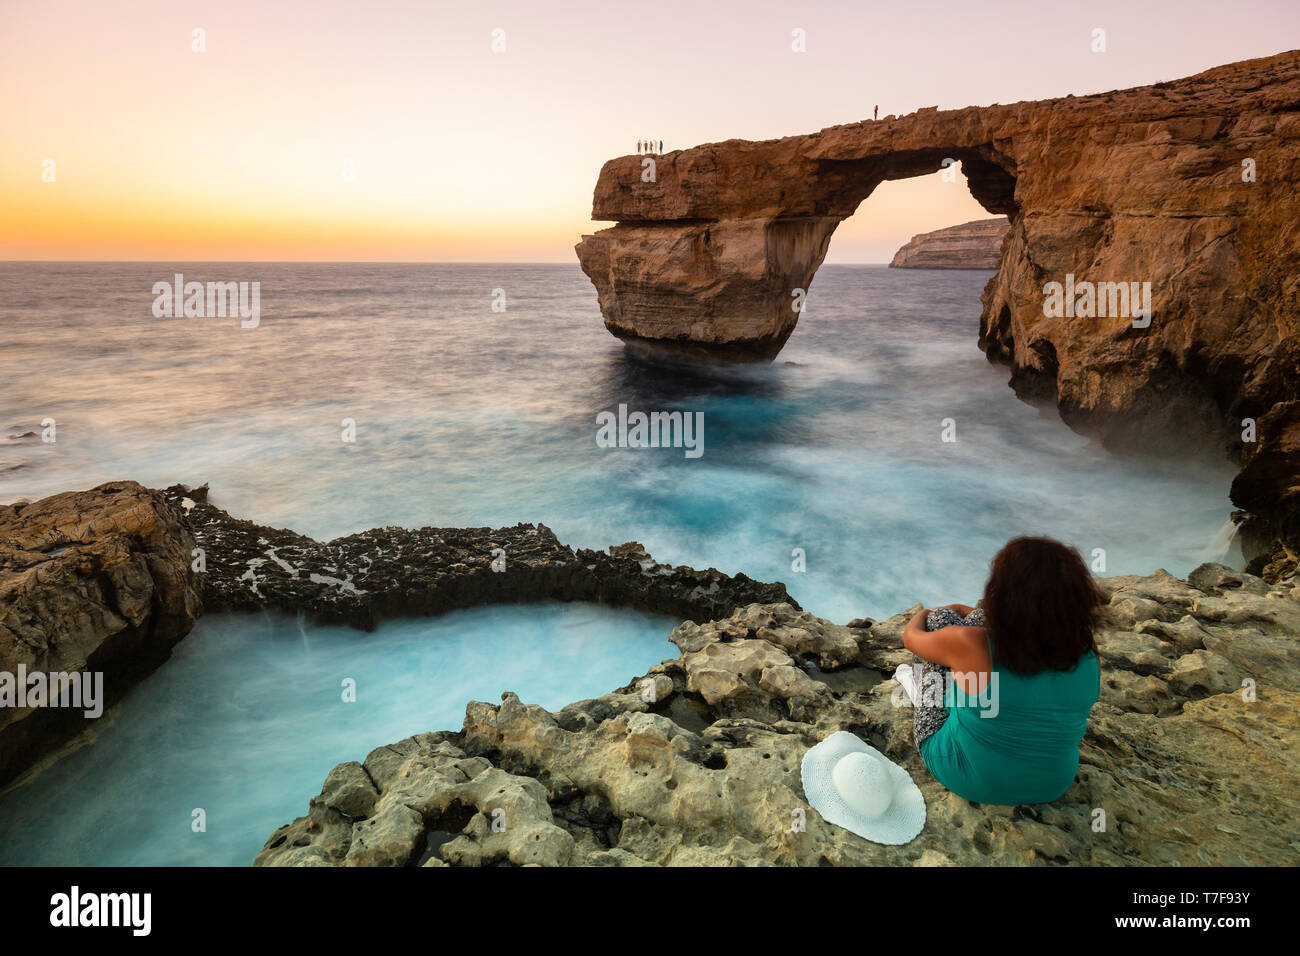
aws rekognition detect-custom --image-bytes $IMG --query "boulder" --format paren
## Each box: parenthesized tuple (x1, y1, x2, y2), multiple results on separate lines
(0, 481, 202, 785)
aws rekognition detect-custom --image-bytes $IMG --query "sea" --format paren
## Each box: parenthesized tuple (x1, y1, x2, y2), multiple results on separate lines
(0, 262, 1239, 864)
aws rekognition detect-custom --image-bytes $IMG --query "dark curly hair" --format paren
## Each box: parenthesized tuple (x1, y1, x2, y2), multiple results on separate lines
(981, 536, 1104, 675)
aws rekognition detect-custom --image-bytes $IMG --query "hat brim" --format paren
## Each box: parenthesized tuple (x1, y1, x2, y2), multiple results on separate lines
(800, 731, 926, 845)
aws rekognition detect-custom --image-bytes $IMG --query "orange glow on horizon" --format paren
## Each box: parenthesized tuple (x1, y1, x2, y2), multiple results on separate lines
(3, 0, 1295, 262)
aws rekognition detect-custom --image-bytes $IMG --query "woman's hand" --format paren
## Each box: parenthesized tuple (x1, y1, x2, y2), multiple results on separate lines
(941, 603, 975, 616)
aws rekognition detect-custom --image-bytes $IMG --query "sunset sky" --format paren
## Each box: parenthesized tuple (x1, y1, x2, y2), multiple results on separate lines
(3, 0, 1296, 262)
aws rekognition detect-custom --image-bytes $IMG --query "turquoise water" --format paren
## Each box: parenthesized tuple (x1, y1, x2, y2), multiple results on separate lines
(0, 603, 676, 866)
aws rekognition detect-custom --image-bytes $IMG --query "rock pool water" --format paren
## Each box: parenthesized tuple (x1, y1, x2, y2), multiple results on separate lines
(0, 603, 676, 866)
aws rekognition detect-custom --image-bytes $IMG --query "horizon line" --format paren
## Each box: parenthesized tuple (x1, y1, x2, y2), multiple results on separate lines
(0, 259, 898, 266)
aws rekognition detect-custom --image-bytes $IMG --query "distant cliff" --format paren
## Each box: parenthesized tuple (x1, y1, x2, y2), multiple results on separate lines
(889, 218, 1009, 269)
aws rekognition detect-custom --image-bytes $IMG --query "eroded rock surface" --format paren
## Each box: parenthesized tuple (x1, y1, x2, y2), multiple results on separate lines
(0, 481, 202, 785)
(889, 218, 1010, 269)
(258, 564, 1300, 866)
(160, 484, 797, 631)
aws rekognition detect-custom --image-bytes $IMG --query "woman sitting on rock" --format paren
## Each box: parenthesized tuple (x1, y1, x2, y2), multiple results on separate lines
(897, 536, 1102, 805)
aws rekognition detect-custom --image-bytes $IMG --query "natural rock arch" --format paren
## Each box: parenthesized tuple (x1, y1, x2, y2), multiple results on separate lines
(576, 51, 1300, 563)
(577, 137, 1018, 363)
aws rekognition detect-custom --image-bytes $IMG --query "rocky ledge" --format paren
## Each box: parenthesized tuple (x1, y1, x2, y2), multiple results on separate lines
(257, 562, 1300, 866)
(158, 484, 796, 631)
(889, 218, 1010, 269)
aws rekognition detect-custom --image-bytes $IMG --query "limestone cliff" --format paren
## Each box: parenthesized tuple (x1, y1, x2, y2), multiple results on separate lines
(889, 217, 1009, 269)
(575, 50, 1300, 559)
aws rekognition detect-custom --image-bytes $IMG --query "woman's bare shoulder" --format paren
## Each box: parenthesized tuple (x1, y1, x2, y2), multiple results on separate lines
(945, 625, 991, 668)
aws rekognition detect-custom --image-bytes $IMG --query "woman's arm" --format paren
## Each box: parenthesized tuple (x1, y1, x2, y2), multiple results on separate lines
(903, 608, 982, 669)
(903, 609, 943, 661)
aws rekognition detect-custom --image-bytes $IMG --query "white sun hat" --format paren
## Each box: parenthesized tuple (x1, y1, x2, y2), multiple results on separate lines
(800, 731, 926, 845)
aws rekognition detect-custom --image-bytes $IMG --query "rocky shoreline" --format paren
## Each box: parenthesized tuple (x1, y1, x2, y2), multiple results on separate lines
(155, 485, 796, 631)
(0, 481, 795, 787)
(4, 481, 1298, 865)
(257, 566, 1300, 866)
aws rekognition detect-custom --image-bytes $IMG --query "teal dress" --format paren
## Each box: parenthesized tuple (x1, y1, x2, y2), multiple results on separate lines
(919, 638, 1100, 805)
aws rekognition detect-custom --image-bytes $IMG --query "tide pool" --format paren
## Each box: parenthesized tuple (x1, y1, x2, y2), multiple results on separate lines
(0, 603, 677, 866)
